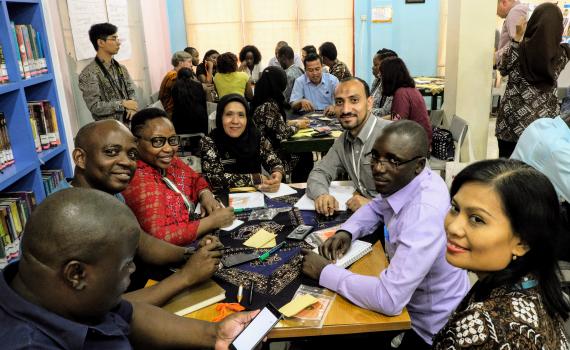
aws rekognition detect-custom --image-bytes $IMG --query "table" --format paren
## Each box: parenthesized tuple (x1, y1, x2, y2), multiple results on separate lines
(414, 76, 445, 110)
(186, 241, 411, 339)
(281, 110, 340, 154)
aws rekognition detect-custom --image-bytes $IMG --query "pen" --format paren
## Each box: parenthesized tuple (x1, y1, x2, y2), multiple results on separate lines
(249, 280, 254, 305)
(259, 241, 286, 261)
(237, 284, 243, 304)
(234, 208, 246, 213)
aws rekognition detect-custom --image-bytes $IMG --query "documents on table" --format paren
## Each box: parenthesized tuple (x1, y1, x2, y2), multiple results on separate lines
(243, 228, 277, 248)
(279, 294, 319, 317)
(221, 219, 244, 232)
(229, 192, 265, 210)
(262, 183, 297, 199)
(294, 184, 355, 211)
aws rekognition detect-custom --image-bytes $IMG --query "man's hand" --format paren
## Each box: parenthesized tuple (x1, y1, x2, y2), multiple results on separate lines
(320, 231, 352, 260)
(346, 194, 370, 213)
(214, 310, 261, 350)
(314, 194, 338, 216)
(200, 191, 222, 216)
(324, 105, 336, 116)
(301, 248, 331, 280)
(298, 99, 315, 112)
(125, 109, 136, 121)
(122, 99, 138, 111)
(514, 15, 527, 43)
(180, 240, 223, 286)
(257, 172, 282, 193)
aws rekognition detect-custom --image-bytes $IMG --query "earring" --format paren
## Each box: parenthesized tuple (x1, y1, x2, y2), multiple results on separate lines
(512, 255, 518, 261)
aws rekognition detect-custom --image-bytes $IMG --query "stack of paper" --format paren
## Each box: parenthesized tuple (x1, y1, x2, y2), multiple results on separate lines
(262, 183, 297, 199)
(243, 228, 276, 248)
(294, 184, 355, 211)
(229, 192, 265, 210)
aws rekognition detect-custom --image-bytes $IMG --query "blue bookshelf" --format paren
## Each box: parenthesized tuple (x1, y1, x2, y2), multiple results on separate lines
(0, 0, 72, 202)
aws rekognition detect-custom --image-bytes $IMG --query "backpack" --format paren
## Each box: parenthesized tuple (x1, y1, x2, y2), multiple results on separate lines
(431, 127, 455, 160)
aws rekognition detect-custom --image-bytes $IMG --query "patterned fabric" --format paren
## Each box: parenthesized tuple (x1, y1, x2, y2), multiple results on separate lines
(496, 41, 569, 142)
(122, 158, 210, 246)
(78, 58, 136, 121)
(200, 134, 285, 193)
(433, 276, 569, 350)
(370, 77, 392, 117)
(158, 70, 177, 117)
(329, 60, 352, 81)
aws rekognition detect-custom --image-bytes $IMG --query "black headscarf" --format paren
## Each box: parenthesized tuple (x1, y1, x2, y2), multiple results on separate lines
(250, 66, 288, 121)
(211, 94, 261, 174)
(519, 3, 570, 92)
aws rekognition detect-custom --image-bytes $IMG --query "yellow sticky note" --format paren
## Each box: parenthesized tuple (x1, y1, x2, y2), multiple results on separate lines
(243, 229, 276, 248)
(279, 294, 319, 317)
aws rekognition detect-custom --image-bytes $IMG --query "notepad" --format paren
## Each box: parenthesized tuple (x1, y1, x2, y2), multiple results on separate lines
(294, 184, 355, 211)
(262, 183, 297, 199)
(312, 240, 372, 269)
(279, 294, 319, 317)
(221, 219, 244, 231)
(243, 228, 277, 248)
(229, 192, 265, 210)
(162, 279, 226, 316)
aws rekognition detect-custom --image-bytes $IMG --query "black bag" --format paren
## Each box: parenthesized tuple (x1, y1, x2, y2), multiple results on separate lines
(431, 127, 455, 160)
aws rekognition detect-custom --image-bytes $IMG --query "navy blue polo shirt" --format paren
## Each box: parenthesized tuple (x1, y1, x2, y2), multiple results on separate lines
(0, 263, 133, 349)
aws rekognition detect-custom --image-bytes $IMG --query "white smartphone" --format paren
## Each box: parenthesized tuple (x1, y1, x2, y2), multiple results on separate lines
(229, 303, 282, 350)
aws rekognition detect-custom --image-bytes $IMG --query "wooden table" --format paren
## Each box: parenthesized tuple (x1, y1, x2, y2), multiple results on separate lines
(186, 241, 411, 339)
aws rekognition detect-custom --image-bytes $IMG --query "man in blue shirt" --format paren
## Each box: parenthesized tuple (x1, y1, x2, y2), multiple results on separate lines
(290, 53, 339, 115)
(0, 188, 258, 349)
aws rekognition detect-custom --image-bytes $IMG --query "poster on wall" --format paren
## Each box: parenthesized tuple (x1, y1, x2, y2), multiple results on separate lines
(371, 6, 393, 23)
(66, 0, 132, 61)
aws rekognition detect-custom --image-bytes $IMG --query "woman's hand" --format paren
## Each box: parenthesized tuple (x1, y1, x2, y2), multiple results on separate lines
(514, 15, 527, 43)
(257, 172, 282, 193)
(288, 118, 310, 129)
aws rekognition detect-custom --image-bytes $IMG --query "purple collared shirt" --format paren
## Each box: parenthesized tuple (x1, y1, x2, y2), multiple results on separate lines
(319, 167, 470, 344)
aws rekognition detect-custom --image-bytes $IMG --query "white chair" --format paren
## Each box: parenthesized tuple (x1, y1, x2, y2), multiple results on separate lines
(429, 115, 468, 173)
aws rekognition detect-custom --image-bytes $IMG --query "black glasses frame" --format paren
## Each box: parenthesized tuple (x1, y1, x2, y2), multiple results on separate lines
(364, 151, 425, 169)
(139, 135, 180, 148)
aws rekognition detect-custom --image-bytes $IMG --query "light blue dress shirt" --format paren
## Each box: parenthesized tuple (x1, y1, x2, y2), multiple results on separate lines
(511, 116, 570, 202)
(289, 73, 339, 110)
(319, 167, 470, 345)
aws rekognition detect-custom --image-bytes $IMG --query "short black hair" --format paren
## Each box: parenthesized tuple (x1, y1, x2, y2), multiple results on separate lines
(88, 23, 117, 51)
(375, 48, 398, 60)
(338, 77, 371, 98)
(302, 45, 317, 55)
(216, 52, 238, 74)
(184, 47, 198, 55)
(130, 107, 169, 137)
(239, 45, 262, 65)
(319, 42, 338, 61)
(380, 57, 415, 96)
(450, 159, 570, 320)
(277, 45, 294, 60)
(303, 52, 322, 67)
(202, 49, 219, 63)
(381, 120, 429, 157)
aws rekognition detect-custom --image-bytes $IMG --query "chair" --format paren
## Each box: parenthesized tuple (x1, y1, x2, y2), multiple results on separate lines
(429, 109, 444, 128)
(429, 115, 468, 173)
(177, 133, 205, 173)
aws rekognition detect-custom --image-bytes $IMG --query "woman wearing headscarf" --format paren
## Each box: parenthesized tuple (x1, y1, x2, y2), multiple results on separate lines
(171, 67, 208, 135)
(496, 2, 570, 157)
(200, 94, 285, 193)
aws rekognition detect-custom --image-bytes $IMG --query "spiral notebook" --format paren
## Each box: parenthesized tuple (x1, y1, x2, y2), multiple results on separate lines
(312, 240, 372, 269)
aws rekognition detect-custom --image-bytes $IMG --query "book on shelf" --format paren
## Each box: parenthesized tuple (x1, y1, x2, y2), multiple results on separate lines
(0, 191, 36, 269)
(161, 279, 226, 316)
(28, 100, 61, 152)
(10, 22, 48, 80)
(0, 45, 8, 84)
(41, 169, 65, 196)
(0, 112, 15, 170)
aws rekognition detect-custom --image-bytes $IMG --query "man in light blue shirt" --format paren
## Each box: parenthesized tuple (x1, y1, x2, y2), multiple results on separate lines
(511, 113, 570, 203)
(290, 53, 338, 114)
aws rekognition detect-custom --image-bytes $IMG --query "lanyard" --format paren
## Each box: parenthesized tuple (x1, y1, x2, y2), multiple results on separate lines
(161, 173, 196, 217)
(94, 57, 129, 100)
(350, 117, 377, 195)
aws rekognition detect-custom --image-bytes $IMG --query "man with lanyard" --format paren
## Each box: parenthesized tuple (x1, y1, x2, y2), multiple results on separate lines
(79, 22, 138, 123)
(306, 77, 391, 215)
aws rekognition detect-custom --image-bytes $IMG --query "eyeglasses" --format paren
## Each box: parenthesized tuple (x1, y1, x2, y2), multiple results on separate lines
(365, 151, 425, 169)
(105, 36, 120, 42)
(138, 135, 180, 148)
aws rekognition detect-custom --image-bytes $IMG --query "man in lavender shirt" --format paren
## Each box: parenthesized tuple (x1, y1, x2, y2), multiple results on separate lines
(302, 120, 469, 349)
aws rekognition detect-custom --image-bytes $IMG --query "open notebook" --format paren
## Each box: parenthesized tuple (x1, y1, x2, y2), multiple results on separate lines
(161, 279, 226, 316)
(312, 240, 372, 269)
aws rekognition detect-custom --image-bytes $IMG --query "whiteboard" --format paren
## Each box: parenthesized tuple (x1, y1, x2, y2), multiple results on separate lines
(67, 0, 132, 61)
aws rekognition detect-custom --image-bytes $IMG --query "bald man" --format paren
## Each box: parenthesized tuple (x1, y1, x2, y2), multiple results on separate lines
(0, 188, 258, 348)
(55, 119, 223, 307)
(267, 40, 303, 68)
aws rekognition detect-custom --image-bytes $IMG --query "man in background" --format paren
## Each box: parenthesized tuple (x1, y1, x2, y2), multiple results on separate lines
(267, 40, 303, 68)
(158, 51, 194, 118)
(277, 45, 304, 103)
(290, 53, 338, 114)
(319, 42, 352, 81)
(79, 22, 138, 123)
(495, 0, 528, 65)
(184, 46, 201, 67)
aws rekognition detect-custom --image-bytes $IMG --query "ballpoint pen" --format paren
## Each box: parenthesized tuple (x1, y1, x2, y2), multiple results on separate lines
(258, 241, 286, 262)
(237, 284, 243, 304)
(249, 280, 254, 305)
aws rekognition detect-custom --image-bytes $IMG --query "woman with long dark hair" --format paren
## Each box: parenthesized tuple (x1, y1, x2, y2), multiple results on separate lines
(171, 67, 208, 135)
(433, 159, 569, 349)
(380, 56, 432, 145)
(196, 49, 219, 84)
(496, 3, 570, 157)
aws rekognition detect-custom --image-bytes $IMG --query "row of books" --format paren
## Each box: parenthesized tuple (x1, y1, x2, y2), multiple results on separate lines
(0, 113, 15, 170)
(0, 46, 8, 84)
(42, 169, 65, 197)
(0, 191, 36, 268)
(28, 100, 61, 152)
(10, 22, 48, 80)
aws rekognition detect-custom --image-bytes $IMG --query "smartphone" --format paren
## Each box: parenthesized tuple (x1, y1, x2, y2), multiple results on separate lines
(287, 224, 314, 240)
(229, 303, 283, 350)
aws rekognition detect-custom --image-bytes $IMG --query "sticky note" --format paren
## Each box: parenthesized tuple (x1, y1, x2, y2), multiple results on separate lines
(243, 229, 276, 248)
(279, 294, 319, 317)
